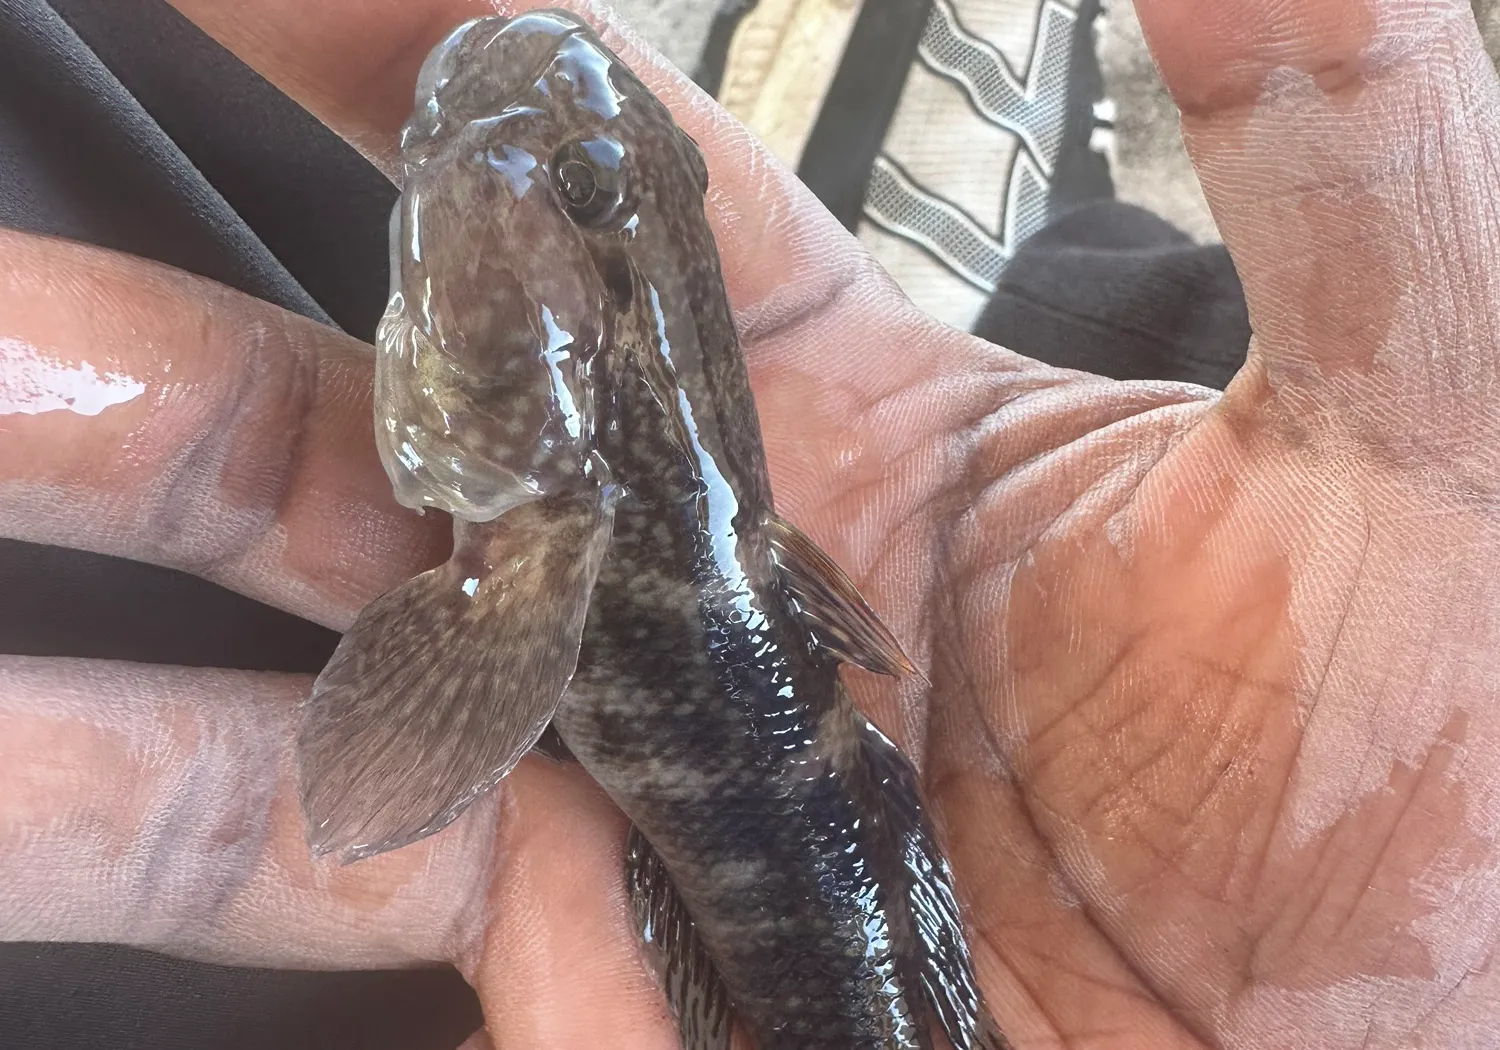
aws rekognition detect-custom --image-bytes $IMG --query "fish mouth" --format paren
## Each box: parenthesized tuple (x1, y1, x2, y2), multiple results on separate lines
(411, 18, 481, 111)
(406, 10, 591, 150)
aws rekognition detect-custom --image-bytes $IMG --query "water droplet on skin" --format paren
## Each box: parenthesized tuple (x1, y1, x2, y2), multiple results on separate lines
(0, 337, 146, 417)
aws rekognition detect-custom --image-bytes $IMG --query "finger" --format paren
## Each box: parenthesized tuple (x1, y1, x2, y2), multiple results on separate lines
(0, 655, 496, 968)
(1136, 0, 1500, 439)
(0, 228, 446, 628)
(464, 760, 677, 1050)
(1, 654, 679, 1046)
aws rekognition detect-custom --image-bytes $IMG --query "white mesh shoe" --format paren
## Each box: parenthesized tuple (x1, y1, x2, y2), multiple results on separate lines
(690, 0, 1112, 333)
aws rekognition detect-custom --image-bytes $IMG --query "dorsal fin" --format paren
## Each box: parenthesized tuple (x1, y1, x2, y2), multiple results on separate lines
(766, 515, 917, 678)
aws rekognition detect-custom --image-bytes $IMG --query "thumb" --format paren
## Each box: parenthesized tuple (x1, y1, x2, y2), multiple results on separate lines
(1139, 0, 1500, 475)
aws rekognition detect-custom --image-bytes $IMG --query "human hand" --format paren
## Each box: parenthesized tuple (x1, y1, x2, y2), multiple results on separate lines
(3, 1, 1498, 1047)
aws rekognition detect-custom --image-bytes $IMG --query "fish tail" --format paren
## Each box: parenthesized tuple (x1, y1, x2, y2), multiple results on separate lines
(857, 716, 1014, 1050)
(625, 825, 735, 1050)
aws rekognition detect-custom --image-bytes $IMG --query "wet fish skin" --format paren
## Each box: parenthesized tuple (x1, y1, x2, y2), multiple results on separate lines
(535, 90, 934, 1032)
(299, 9, 1007, 1049)
(398, 13, 939, 1044)
(459, 12, 990, 1046)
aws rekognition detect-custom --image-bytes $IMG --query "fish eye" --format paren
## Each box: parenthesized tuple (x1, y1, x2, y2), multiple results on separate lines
(551, 137, 627, 227)
(556, 158, 597, 210)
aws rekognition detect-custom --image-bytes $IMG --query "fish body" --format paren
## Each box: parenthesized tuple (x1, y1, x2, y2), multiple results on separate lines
(297, 11, 1006, 1049)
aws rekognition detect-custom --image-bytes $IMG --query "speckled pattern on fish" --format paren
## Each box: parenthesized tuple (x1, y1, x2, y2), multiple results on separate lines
(293, 10, 1008, 1049)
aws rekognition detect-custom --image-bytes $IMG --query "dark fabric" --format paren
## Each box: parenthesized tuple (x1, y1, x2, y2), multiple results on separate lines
(974, 199, 1252, 389)
(0, 0, 327, 319)
(0, 541, 341, 670)
(0, 944, 483, 1050)
(46, 0, 398, 341)
(796, 0, 934, 230)
(693, 0, 758, 97)
(1048, 0, 1115, 214)
(0, 0, 476, 1047)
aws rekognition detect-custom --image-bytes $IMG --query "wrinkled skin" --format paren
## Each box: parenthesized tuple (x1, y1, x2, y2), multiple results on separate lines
(3, 0, 1500, 1047)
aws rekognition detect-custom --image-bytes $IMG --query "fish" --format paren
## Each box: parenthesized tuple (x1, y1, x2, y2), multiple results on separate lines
(295, 10, 1010, 1049)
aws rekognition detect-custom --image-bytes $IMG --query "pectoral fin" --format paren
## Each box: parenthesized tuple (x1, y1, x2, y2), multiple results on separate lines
(768, 515, 917, 677)
(626, 825, 734, 1050)
(858, 717, 1011, 1050)
(297, 494, 614, 862)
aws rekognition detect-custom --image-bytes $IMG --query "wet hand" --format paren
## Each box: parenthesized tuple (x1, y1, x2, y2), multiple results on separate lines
(3, 1, 1497, 1047)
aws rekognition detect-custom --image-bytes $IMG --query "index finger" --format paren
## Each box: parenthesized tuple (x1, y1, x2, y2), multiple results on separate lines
(163, 0, 866, 324)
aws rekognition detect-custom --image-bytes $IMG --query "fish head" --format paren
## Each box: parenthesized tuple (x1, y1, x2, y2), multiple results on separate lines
(377, 10, 716, 520)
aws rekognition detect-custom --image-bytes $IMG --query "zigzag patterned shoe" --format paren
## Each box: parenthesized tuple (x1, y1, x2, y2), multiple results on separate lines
(695, 0, 1111, 333)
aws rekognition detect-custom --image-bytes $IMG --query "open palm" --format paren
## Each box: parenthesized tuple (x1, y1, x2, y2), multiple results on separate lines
(4, 0, 1498, 1047)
